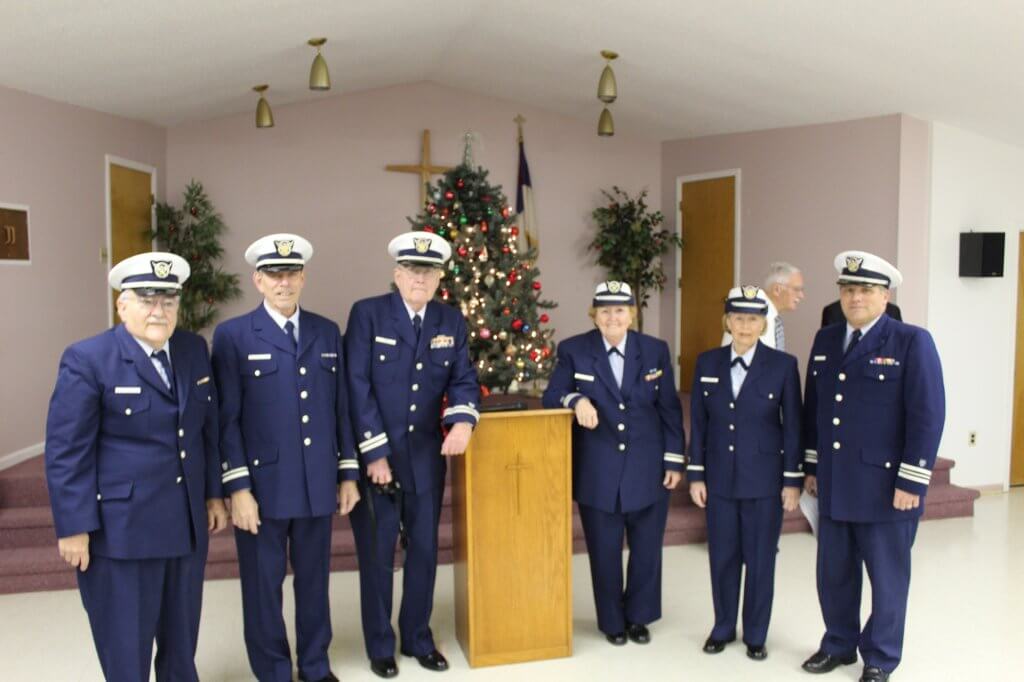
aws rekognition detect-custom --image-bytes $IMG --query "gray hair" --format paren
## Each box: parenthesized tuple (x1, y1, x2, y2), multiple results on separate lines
(763, 262, 800, 289)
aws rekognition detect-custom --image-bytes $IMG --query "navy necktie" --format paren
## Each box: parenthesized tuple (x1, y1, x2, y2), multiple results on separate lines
(731, 357, 749, 371)
(152, 350, 174, 392)
(284, 320, 297, 351)
(845, 329, 862, 356)
(412, 314, 422, 343)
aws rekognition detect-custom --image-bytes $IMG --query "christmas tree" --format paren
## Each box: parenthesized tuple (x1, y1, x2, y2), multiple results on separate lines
(408, 152, 556, 395)
(154, 180, 242, 332)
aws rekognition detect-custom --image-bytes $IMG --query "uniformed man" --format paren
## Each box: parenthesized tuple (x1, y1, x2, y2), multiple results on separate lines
(45, 252, 229, 681)
(212, 234, 360, 682)
(344, 231, 480, 678)
(800, 251, 945, 682)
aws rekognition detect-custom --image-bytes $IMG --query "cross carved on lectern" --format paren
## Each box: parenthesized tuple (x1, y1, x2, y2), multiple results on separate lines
(505, 452, 531, 516)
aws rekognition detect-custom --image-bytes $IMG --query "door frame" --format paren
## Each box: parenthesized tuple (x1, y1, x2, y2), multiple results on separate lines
(673, 169, 742, 389)
(105, 155, 157, 325)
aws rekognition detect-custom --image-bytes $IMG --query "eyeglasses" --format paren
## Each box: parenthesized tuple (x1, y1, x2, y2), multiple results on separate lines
(134, 294, 180, 311)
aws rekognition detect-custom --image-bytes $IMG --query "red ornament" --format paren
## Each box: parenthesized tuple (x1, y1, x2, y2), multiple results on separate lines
(480, 223, 488, 233)
(427, 203, 437, 214)
(456, 178, 465, 189)
(540, 313, 550, 323)
(510, 226, 519, 236)
(444, 190, 455, 200)
(529, 349, 540, 361)
(532, 281, 542, 291)
(511, 319, 523, 331)
(501, 206, 511, 218)
(507, 270, 518, 283)
(502, 307, 511, 316)
(501, 246, 510, 254)
(423, 226, 434, 233)
(481, 385, 492, 397)
(541, 346, 552, 358)
(482, 195, 492, 202)
(457, 246, 468, 257)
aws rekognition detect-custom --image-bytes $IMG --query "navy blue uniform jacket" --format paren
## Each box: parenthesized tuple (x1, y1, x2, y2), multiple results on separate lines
(542, 329, 685, 514)
(687, 342, 803, 499)
(803, 314, 945, 523)
(212, 305, 358, 519)
(45, 325, 221, 559)
(344, 292, 480, 494)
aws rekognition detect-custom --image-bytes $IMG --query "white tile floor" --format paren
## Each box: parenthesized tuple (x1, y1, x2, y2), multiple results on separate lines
(3, 490, 1023, 681)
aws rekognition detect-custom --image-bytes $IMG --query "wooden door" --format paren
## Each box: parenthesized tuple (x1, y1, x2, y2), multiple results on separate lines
(109, 163, 154, 325)
(678, 177, 735, 389)
(1010, 235, 1024, 485)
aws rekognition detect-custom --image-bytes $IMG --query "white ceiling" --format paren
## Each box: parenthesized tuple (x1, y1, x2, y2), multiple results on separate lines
(3, 0, 1024, 143)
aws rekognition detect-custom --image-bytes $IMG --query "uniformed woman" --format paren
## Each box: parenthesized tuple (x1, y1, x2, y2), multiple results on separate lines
(543, 281, 685, 646)
(687, 285, 803, 661)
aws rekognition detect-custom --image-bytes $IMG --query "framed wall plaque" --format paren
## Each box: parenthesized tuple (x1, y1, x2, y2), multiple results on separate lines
(0, 203, 30, 263)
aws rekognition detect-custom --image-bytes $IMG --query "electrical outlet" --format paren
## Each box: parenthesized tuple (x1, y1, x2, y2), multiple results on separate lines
(968, 431, 977, 447)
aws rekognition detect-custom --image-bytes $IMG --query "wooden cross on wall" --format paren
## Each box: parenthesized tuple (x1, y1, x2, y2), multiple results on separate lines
(385, 129, 453, 207)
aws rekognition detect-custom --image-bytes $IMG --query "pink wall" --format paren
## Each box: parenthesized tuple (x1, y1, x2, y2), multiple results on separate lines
(0, 85, 166, 457)
(659, 115, 907, 370)
(166, 81, 662, 342)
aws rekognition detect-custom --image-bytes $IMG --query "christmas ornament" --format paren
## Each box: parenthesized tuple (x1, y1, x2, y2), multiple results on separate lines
(456, 178, 465, 189)
(459, 215, 468, 225)
(502, 246, 510, 254)
(484, 274, 495, 286)
(502, 307, 511, 316)
(480, 223, 488, 233)
(505, 343, 517, 356)
(501, 206, 510, 218)
(541, 346, 552, 358)
(498, 330, 509, 340)
(512, 319, 523, 330)
(511, 226, 519, 236)
(522, 324, 531, 333)
(453, 201, 461, 210)
(532, 281, 542, 291)
(515, 359, 526, 369)
(540, 314, 550, 323)
(444, 190, 455, 200)
(479, 246, 489, 262)
(457, 246, 468, 257)
(427, 203, 437, 214)
(480, 328, 492, 339)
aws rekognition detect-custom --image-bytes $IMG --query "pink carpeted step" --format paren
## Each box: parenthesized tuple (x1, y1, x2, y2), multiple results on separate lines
(0, 505, 57, 547)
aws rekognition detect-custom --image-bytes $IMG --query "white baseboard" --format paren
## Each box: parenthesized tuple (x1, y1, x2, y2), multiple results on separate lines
(0, 442, 44, 472)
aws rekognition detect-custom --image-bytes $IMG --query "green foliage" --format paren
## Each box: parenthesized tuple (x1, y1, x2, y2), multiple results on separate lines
(589, 187, 682, 330)
(409, 164, 557, 394)
(154, 180, 242, 332)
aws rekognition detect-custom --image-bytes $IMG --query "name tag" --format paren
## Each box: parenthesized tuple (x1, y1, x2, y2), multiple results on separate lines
(247, 353, 272, 361)
(700, 376, 719, 384)
(320, 352, 338, 358)
(114, 386, 142, 394)
(196, 376, 210, 386)
(430, 334, 455, 349)
(374, 336, 397, 346)
(814, 355, 827, 362)
(574, 372, 595, 382)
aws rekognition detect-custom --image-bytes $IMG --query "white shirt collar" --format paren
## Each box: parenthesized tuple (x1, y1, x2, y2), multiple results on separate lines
(846, 314, 882, 344)
(132, 335, 170, 361)
(263, 300, 300, 331)
(403, 299, 427, 322)
(730, 342, 757, 365)
(601, 334, 628, 356)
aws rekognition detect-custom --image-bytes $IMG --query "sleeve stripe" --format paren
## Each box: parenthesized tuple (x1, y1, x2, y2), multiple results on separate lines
(805, 454, 819, 463)
(222, 468, 250, 483)
(338, 459, 359, 470)
(663, 453, 685, 463)
(804, 449, 817, 455)
(687, 464, 705, 471)
(358, 433, 387, 449)
(359, 436, 389, 454)
(898, 471, 931, 485)
(784, 471, 805, 478)
(444, 405, 481, 420)
(900, 462, 932, 477)
(561, 392, 582, 408)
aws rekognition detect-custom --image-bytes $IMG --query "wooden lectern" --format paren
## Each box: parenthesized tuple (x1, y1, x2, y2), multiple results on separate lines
(450, 408, 574, 667)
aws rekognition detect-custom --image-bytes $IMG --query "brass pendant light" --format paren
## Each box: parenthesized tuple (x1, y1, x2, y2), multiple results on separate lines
(597, 107, 615, 137)
(308, 37, 331, 91)
(253, 85, 274, 128)
(597, 50, 618, 103)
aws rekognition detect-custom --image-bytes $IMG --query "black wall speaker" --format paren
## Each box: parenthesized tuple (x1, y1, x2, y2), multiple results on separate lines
(959, 232, 1005, 277)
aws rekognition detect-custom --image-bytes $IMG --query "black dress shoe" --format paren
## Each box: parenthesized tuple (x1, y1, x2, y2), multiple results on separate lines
(370, 657, 399, 679)
(801, 650, 858, 673)
(702, 635, 735, 654)
(606, 632, 627, 646)
(405, 649, 449, 672)
(859, 666, 890, 682)
(746, 644, 768, 660)
(299, 673, 339, 682)
(626, 623, 650, 644)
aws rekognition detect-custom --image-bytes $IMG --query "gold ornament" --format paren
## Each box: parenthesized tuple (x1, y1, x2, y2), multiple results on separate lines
(498, 330, 509, 340)
(515, 359, 526, 369)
